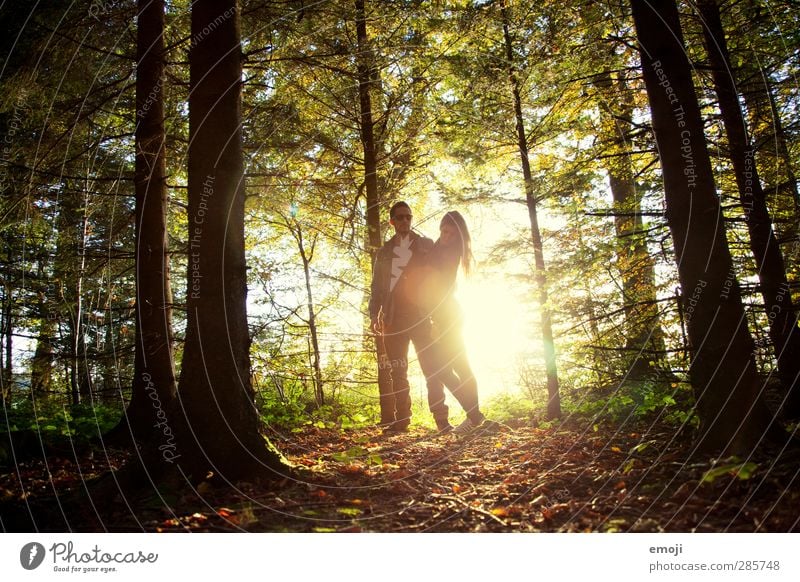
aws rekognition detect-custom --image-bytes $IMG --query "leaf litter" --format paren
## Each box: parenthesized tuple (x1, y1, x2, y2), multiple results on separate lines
(1, 421, 798, 532)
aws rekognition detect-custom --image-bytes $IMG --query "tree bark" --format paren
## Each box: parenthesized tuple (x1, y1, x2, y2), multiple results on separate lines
(501, 2, 561, 419)
(170, 0, 288, 481)
(31, 310, 55, 396)
(355, 0, 392, 423)
(593, 70, 667, 380)
(630, 0, 781, 454)
(697, 0, 800, 416)
(110, 0, 178, 443)
(297, 226, 324, 407)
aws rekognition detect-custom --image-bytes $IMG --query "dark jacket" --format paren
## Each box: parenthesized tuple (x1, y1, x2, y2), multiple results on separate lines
(369, 231, 434, 327)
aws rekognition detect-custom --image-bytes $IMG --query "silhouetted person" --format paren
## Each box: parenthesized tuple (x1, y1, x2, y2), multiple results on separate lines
(369, 201, 438, 433)
(421, 211, 497, 435)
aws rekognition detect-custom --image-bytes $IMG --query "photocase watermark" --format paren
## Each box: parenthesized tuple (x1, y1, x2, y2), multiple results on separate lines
(766, 282, 791, 326)
(742, 148, 755, 221)
(189, 174, 215, 300)
(142, 372, 180, 464)
(20, 541, 158, 574)
(0, 91, 30, 191)
(191, 7, 236, 48)
(651, 60, 696, 190)
(378, 357, 408, 371)
(720, 267, 736, 300)
(137, 76, 164, 120)
(88, 0, 118, 21)
(539, 488, 570, 519)
(20, 542, 46, 570)
(683, 279, 707, 325)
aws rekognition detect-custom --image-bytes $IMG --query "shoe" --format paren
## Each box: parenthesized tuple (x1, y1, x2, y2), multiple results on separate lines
(435, 423, 454, 435)
(453, 417, 480, 436)
(382, 422, 409, 434)
(477, 419, 501, 433)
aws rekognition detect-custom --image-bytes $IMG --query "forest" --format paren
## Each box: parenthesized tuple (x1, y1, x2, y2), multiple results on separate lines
(0, 0, 798, 533)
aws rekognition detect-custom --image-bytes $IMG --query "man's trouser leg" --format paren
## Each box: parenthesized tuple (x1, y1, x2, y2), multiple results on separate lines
(384, 328, 411, 428)
(376, 335, 395, 425)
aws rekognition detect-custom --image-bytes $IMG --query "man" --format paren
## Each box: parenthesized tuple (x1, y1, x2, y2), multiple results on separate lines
(369, 201, 444, 433)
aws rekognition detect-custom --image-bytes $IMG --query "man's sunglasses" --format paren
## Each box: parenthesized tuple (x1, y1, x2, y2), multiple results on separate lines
(393, 214, 412, 221)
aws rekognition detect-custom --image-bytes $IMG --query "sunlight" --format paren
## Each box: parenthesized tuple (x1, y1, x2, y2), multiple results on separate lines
(456, 273, 533, 398)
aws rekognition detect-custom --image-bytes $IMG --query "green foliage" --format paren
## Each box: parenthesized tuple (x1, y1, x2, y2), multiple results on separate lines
(1, 396, 121, 441)
(563, 380, 696, 427)
(330, 445, 382, 467)
(256, 380, 310, 429)
(701, 460, 759, 484)
(256, 376, 380, 431)
(483, 392, 538, 423)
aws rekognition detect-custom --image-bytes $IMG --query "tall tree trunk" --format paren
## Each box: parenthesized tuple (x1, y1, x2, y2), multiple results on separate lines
(297, 227, 324, 407)
(593, 71, 666, 380)
(501, 3, 561, 419)
(355, 0, 392, 423)
(171, 0, 287, 481)
(2, 283, 11, 384)
(110, 0, 178, 443)
(31, 308, 55, 396)
(630, 0, 781, 454)
(75, 195, 91, 403)
(697, 0, 800, 416)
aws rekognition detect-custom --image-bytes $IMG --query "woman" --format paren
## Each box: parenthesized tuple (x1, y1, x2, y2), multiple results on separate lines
(422, 211, 497, 435)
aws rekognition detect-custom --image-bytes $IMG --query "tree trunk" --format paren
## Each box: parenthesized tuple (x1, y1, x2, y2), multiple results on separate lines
(593, 71, 666, 380)
(110, 0, 178, 443)
(297, 227, 324, 407)
(171, 0, 287, 481)
(2, 284, 12, 385)
(501, 2, 561, 419)
(697, 0, 800, 416)
(355, 0, 392, 423)
(630, 0, 781, 454)
(31, 309, 55, 396)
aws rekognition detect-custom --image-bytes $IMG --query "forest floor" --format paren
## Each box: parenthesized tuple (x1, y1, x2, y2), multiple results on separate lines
(1, 419, 799, 532)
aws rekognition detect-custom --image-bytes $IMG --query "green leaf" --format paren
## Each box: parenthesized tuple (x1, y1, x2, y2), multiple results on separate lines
(701, 462, 758, 484)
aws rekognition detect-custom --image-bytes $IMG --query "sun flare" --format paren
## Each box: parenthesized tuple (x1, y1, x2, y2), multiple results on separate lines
(455, 273, 533, 398)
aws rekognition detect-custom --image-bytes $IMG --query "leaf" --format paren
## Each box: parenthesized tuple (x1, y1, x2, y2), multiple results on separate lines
(701, 462, 758, 484)
(734, 462, 758, 480)
(610, 446, 622, 453)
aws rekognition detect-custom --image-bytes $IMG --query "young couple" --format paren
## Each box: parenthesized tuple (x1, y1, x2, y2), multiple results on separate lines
(369, 201, 497, 436)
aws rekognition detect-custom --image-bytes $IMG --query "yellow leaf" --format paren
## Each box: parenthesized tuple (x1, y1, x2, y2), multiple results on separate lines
(611, 446, 622, 453)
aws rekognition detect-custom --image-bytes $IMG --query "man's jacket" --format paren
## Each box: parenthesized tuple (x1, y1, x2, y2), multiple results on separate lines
(369, 231, 434, 327)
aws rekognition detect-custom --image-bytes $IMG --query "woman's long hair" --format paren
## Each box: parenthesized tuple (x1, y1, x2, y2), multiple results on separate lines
(441, 211, 474, 275)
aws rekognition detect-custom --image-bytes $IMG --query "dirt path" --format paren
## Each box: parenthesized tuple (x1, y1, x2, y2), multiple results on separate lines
(2, 422, 798, 532)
